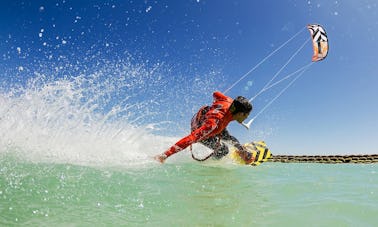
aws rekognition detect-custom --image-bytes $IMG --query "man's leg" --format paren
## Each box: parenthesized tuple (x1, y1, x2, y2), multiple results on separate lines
(200, 137, 229, 160)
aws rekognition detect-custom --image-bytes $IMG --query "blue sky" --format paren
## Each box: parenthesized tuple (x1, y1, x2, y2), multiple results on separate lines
(1, 0, 377, 155)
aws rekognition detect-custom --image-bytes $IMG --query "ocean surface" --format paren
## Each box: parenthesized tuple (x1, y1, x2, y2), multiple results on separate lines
(1, 153, 377, 226)
(0, 46, 376, 227)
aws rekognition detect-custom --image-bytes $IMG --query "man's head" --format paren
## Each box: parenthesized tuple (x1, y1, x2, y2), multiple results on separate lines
(230, 96, 253, 123)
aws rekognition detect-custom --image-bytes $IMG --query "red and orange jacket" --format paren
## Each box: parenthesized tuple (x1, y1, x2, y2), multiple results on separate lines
(164, 91, 234, 157)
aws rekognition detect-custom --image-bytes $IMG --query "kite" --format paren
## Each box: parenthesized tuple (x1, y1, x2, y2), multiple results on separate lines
(307, 24, 329, 62)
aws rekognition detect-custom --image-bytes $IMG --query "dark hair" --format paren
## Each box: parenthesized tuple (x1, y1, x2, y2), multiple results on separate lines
(231, 96, 252, 114)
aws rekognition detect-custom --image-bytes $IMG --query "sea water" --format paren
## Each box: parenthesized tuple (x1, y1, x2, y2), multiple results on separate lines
(1, 60, 377, 227)
(1, 156, 377, 226)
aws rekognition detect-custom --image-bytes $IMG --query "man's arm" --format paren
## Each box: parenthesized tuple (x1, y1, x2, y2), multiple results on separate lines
(155, 119, 218, 163)
(221, 129, 242, 148)
(221, 129, 254, 164)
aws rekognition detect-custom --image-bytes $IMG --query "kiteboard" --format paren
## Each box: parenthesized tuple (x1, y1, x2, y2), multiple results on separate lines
(228, 141, 272, 166)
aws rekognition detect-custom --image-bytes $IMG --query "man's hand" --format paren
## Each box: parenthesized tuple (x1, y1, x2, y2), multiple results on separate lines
(154, 154, 168, 163)
(236, 148, 255, 164)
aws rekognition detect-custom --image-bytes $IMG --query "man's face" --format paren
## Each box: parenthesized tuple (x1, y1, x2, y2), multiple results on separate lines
(234, 112, 250, 123)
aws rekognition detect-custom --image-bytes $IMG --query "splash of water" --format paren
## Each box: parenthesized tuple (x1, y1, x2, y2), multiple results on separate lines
(0, 56, 222, 168)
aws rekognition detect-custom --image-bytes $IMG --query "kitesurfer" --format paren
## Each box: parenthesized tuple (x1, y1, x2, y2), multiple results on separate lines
(154, 91, 255, 164)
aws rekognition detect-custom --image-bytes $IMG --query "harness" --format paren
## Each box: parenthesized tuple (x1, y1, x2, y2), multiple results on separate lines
(191, 148, 214, 161)
(190, 136, 222, 161)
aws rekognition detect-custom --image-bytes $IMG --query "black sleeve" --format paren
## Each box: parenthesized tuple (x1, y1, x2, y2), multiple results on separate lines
(221, 129, 243, 150)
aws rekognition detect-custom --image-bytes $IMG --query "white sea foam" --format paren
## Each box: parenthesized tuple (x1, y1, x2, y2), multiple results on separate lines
(0, 62, 164, 168)
(0, 56, 220, 168)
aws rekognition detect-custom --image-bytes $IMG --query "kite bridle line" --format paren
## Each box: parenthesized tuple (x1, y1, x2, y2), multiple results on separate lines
(223, 26, 307, 94)
(249, 37, 311, 102)
(221, 26, 316, 129)
(241, 62, 314, 129)
(252, 62, 314, 99)
(240, 37, 313, 129)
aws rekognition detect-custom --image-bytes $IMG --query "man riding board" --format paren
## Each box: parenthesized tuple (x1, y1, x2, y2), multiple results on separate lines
(154, 91, 255, 164)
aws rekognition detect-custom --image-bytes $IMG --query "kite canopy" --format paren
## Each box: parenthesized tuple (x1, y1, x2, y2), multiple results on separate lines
(307, 24, 329, 62)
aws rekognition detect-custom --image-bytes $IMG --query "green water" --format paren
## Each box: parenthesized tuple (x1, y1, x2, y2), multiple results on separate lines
(1, 156, 377, 226)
